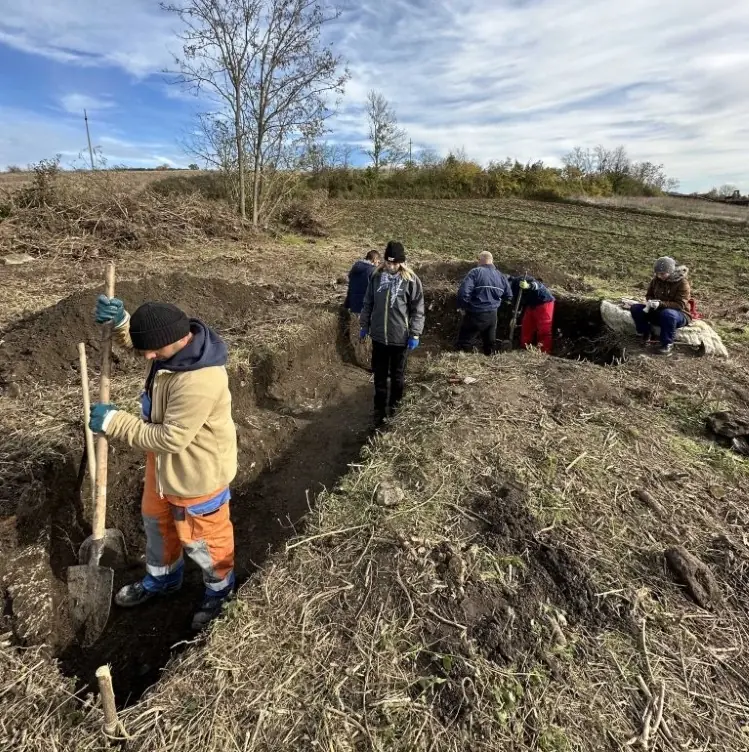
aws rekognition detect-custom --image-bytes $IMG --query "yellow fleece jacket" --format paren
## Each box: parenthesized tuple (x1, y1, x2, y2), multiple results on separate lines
(106, 318, 237, 498)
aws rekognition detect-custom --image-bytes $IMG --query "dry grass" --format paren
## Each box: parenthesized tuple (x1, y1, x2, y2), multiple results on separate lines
(0, 170, 247, 261)
(5, 193, 749, 750)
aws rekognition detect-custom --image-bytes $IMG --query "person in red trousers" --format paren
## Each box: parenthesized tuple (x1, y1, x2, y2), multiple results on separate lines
(509, 275, 555, 353)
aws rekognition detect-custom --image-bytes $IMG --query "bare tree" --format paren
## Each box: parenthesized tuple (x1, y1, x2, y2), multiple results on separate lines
(717, 184, 740, 198)
(164, 0, 348, 225)
(163, 0, 260, 219)
(562, 146, 595, 175)
(366, 90, 407, 172)
(417, 147, 441, 167)
(242, 0, 348, 224)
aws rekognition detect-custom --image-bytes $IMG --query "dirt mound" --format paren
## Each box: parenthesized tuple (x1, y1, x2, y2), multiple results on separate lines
(0, 274, 284, 385)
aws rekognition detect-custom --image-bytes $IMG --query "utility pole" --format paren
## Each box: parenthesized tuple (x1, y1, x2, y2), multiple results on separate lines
(409, 138, 412, 166)
(84, 110, 95, 170)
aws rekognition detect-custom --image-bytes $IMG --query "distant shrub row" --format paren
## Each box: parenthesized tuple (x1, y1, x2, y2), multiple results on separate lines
(304, 157, 667, 201)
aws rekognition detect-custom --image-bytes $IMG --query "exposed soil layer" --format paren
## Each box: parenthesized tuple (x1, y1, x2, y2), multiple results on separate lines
(423, 287, 625, 365)
(58, 366, 372, 706)
(0, 274, 375, 706)
(0, 273, 301, 386)
(419, 481, 627, 727)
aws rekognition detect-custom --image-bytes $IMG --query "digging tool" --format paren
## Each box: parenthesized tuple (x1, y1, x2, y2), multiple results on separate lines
(500, 272, 526, 352)
(68, 262, 127, 646)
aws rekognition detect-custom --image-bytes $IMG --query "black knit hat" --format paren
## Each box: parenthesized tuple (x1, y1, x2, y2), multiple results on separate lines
(384, 241, 406, 263)
(129, 302, 190, 351)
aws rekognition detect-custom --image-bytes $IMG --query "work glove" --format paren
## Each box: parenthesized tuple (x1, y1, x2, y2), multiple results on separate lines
(359, 328, 368, 342)
(96, 295, 127, 326)
(519, 279, 531, 290)
(90, 403, 118, 434)
(407, 337, 420, 351)
(646, 300, 661, 311)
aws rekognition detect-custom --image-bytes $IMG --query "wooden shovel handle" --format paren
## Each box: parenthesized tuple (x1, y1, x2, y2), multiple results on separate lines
(78, 343, 97, 500)
(92, 262, 115, 541)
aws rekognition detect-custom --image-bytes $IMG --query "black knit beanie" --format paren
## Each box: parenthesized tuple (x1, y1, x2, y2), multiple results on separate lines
(129, 302, 190, 351)
(384, 241, 406, 263)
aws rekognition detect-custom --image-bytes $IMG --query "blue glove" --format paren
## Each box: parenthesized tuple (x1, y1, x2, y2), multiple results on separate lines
(90, 403, 118, 434)
(359, 328, 368, 341)
(96, 295, 126, 326)
(407, 337, 419, 351)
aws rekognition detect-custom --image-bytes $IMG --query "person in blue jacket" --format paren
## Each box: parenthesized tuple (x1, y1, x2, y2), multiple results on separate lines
(456, 251, 513, 355)
(344, 249, 380, 314)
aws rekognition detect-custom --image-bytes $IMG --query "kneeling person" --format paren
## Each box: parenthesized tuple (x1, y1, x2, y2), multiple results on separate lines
(456, 251, 512, 355)
(90, 296, 238, 631)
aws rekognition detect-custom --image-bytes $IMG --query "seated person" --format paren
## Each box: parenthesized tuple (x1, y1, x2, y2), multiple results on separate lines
(629, 256, 691, 357)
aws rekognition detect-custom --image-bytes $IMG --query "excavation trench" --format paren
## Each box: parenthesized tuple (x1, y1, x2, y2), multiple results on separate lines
(417, 261, 625, 365)
(0, 274, 375, 707)
(59, 368, 372, 706)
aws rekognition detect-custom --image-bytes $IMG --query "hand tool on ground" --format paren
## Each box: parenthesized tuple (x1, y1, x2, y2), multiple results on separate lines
(68, 262, 127, 646)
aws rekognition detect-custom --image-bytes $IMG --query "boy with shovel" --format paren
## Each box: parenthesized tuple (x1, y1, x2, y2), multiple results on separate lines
(89, 296, 237, 631)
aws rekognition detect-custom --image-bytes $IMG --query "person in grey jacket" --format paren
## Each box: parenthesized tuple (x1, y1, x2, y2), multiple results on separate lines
(360, 241, 425, 426)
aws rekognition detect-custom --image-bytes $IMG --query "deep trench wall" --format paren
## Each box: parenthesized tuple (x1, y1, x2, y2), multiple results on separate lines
(0, 275, 353, 650)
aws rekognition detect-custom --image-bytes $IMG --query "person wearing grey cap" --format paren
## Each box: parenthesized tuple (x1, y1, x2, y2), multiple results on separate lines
(629, 256, 691, 357)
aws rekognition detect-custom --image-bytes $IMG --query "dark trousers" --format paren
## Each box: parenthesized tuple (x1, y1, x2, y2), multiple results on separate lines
(456, 310, 498, 356)
(371, 341, 408, 421)
(630, 305, 688, 346)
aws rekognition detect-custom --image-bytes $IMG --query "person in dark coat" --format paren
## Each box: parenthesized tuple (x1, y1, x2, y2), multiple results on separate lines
(629, 256, 691, 357)
(343, 250, 380, 368)
(456, 251, 513, 355)
(344, 250, 380, 314)
(360, 241, 425, 426)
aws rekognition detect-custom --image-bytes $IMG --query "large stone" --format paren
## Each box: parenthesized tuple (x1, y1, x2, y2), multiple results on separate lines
(2, 253, 35, 266)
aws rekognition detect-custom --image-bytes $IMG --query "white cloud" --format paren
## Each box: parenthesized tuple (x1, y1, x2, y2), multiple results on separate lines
(330, 0, 749, 191)
(0, 1, 175, 77)
(0, 106, 186, 170)
(59, 93, 115, 115)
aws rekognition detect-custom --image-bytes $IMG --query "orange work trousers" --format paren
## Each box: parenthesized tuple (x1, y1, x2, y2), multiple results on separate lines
(141, 454, 235, 597)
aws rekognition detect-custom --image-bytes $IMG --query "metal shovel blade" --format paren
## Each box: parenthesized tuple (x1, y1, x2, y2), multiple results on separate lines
(67, 563, 114, 647)
(78, 528, 128, 569)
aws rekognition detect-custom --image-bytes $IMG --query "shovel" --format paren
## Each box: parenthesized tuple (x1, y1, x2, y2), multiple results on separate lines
(500, 276, 525, 352)
(68, 262, 127, 646)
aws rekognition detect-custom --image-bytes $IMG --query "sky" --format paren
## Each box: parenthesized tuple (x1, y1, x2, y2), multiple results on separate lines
(0, 0, 748, 193)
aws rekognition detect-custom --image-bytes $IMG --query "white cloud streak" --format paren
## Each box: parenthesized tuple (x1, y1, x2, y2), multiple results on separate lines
(0, 107, 186, 169)
(59, 93, 115, 115)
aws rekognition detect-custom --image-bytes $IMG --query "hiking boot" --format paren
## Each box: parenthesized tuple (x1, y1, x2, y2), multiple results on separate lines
(114, 580, 180, 608)
(656, 344, 674, 357)
(191, 593, 232, 631)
